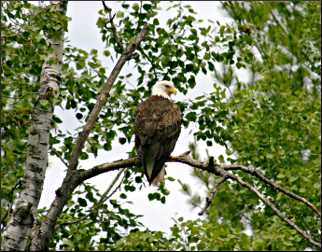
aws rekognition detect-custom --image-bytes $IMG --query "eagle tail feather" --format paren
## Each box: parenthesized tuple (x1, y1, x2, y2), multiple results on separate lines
(144, 155, 155, 184)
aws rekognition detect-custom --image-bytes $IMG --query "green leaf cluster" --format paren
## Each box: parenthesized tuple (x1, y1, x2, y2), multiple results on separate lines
(2, 1, 320, 251)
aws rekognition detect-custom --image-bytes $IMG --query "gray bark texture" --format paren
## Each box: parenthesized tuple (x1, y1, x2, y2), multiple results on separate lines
(1, 1, 68, 250)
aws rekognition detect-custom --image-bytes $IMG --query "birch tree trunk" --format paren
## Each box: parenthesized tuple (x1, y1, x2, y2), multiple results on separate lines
(1, 1, 68, 250)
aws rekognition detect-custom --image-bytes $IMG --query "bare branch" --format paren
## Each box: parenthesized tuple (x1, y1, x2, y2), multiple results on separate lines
(102, 0, 124, 52)
(68, 24, 148, 172)
(80, 158, 138, 181)
(51, 149, 68, 168)
(101, 0, 109, 12)
(77, 155, 320, 248)
(103, 169, 127, 200)
(198, 176, 227, 216)
(79, 154, 320, 218)
(217, 169, 321, 248)
(222, 164, 321, 217)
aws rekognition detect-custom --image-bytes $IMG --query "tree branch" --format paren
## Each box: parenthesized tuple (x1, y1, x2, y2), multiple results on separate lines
(103, 168, 127, 200)
(216, 169, 321, 248)
(101, 0, 124, 52)
(222, 164, 321, 217)
(78, 153, 320, 218)
(67, 24, 148, 172)
(51, 149, 68, 168)
(75, 153, 320, 248)
(198, 176, 227, 216)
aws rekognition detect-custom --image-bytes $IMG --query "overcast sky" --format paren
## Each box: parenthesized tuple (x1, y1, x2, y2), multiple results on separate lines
(39, 1, 239, 232)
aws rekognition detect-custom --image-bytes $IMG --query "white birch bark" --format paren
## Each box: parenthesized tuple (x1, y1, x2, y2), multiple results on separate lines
(1, 1, 68, 250)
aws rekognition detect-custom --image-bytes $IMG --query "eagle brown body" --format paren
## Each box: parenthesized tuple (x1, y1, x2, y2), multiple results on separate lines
(134, 95, 181, 185)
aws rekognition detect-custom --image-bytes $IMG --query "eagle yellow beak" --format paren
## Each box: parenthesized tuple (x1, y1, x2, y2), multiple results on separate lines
(168, 86, 177, 95)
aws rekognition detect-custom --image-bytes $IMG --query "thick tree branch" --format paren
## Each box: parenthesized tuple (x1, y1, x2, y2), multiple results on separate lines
(68, 24, 148, 172)
(30, 24, 149, 250)
(80, 158, 139, 181)
(77, 153, 320, 218)
(75, 153, 320, 248)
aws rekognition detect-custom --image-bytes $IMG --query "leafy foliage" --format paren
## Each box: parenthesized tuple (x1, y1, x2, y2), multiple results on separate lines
(1, 1, 320, 250)
(1, 0, 68, 228)
(46, 183, 142, 250)
(174, 1, 321, 250)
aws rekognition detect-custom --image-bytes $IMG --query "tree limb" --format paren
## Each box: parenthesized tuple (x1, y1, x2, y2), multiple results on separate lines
(222, 164, 321, 217)
(75, 153, 320, 248)
(216, 169, 321, 248)
(80, 153, 320, 218)
(101, 0, 124, 52)
(67, 24, 148, 172)
(198, 176, 227, 216)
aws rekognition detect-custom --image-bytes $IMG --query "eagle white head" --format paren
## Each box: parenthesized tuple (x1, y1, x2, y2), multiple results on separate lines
(152, 80, 177, 99)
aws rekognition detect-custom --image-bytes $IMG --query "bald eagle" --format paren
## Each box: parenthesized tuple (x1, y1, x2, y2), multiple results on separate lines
(134, 81, 181, 186)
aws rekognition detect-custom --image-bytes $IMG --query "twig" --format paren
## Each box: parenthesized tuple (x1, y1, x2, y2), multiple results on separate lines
(51, 149, 68, 168)
(215, 167, 321, 248)
(138, 47, 158, 79)
(59, 168, 126, 227)
(104, 169, 127, 200)
(198, 176, 227, 216)
(221, 164, 321, 217)
(101, 0, 109, 12)
(271, 10, 288, 35)
(101, 0, 124, 52)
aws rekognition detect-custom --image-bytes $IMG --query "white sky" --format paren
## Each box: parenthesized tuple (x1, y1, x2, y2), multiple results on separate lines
(39, 1, 243, 233)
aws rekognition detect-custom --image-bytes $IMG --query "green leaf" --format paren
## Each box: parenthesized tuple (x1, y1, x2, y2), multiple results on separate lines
(78, 198, 87, 207)
(143, 4, 152, 11)
(79, 152, 89, 160)
(186, 112, 197, 121)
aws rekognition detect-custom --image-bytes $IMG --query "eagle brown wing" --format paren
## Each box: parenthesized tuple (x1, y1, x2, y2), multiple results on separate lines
(134, 95, 181, 184)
